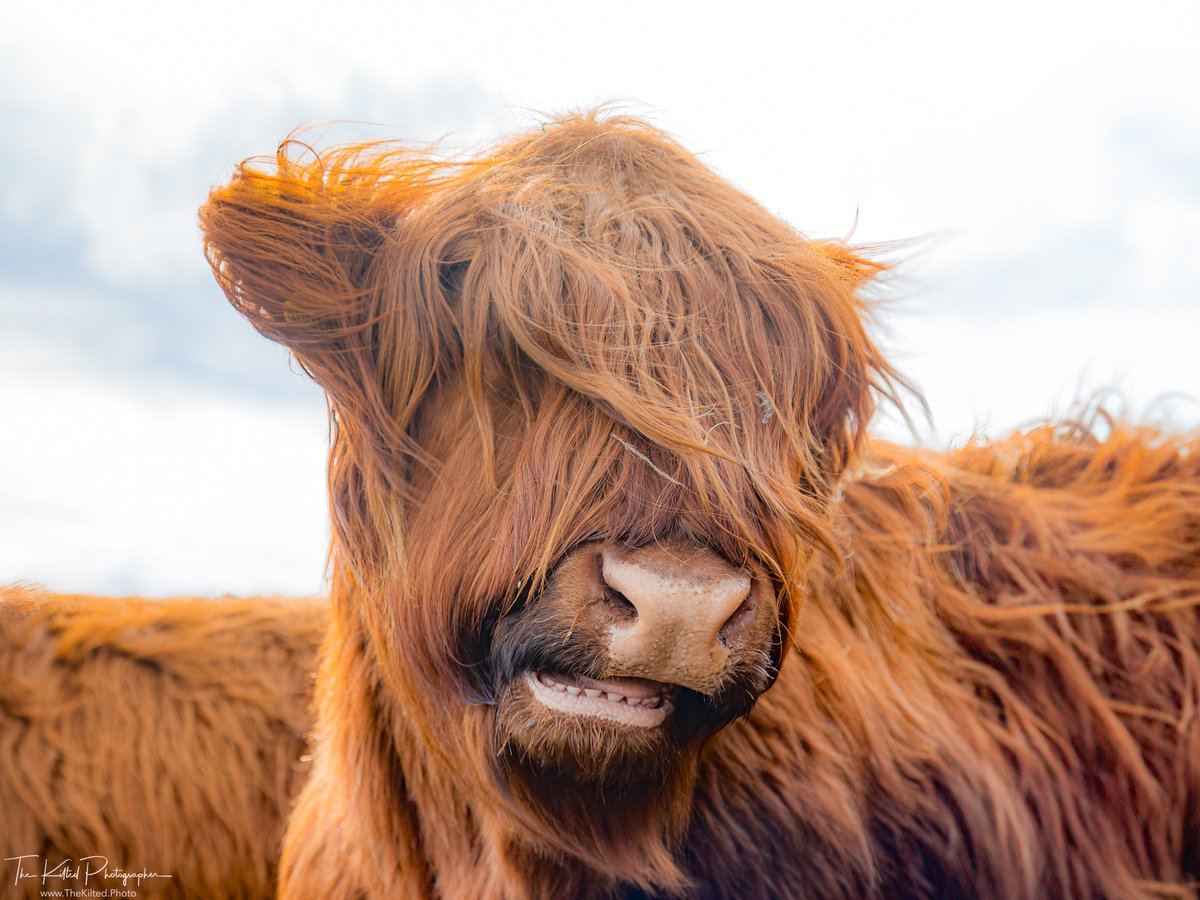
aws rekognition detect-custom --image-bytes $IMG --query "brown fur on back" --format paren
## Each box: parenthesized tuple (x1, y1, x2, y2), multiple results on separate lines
(0, 589, 324, 898)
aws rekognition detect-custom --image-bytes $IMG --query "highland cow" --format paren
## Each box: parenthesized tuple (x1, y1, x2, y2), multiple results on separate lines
(3, 112, 1199, 899)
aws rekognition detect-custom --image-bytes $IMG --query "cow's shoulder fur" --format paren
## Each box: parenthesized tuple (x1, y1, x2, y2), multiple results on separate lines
(0, 588, 324, 898)
(684, 421, 1200, 898)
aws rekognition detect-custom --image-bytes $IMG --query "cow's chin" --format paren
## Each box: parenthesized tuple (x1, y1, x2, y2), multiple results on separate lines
(492, 664, 766, 795)
(494, 670, 683, 786)
(487, 668, 716, 885)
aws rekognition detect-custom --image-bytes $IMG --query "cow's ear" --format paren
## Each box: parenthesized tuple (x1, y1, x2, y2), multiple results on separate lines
(200, 144, 413, 394)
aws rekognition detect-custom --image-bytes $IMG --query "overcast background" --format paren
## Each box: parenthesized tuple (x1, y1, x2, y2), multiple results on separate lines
(2, 1, 1197, 597)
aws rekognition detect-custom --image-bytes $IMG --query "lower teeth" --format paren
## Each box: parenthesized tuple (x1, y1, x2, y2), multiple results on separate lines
(538, 674, 666, 708)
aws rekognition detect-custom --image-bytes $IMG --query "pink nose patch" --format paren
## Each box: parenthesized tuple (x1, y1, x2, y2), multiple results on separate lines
(601, 552, 752, 693)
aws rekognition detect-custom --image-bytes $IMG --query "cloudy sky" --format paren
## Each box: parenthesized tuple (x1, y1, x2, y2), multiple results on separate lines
(2, 0, 1197, 597)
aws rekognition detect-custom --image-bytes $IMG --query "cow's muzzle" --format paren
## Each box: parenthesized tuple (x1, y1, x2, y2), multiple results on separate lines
(493, 538, 780, 730)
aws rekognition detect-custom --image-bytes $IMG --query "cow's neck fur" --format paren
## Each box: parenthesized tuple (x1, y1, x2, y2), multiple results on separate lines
(279, 592, 696, 899)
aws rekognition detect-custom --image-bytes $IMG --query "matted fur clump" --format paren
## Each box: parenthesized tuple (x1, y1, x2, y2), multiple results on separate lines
(2, 112, 1198, 898)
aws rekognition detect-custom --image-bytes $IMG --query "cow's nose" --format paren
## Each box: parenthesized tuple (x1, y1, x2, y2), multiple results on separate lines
(599, 541, 755, 693)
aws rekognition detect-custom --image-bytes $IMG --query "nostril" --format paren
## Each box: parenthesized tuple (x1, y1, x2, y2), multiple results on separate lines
(717, 593, 756, 646)
(602, 585, 638, 618)
(597, 551, 639, 619)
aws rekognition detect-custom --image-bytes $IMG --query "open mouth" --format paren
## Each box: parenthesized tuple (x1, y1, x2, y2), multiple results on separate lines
(525, 671, 676, 727)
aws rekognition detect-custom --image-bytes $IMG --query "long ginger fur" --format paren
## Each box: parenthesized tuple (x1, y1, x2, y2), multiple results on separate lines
(0, 591, 324, 897)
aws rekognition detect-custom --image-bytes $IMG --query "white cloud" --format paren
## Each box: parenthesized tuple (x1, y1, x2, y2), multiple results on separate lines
(0, 344, 329, 596)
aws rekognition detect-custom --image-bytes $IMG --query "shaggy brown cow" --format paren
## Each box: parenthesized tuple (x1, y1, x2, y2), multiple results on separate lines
(3, 111, 1199, 898)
